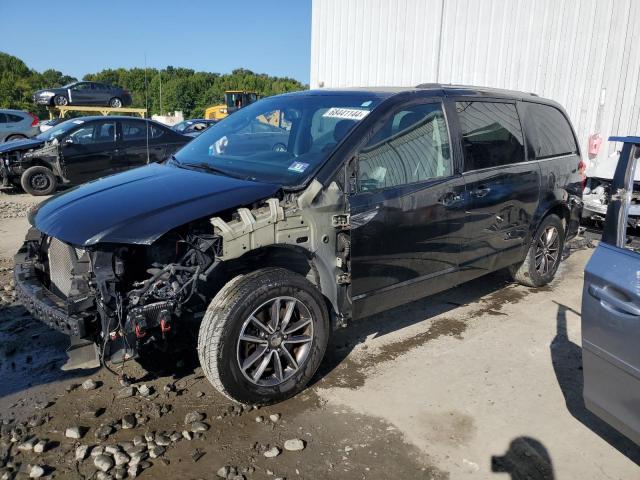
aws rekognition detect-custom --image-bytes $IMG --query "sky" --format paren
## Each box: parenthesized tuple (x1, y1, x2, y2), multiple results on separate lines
(0, 0, 312, 84)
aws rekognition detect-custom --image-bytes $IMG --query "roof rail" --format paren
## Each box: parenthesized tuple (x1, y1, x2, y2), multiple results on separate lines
(415, 83, 442, 89)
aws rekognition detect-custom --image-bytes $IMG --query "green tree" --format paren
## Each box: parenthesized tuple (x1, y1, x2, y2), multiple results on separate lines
(0, 51, 308, 119)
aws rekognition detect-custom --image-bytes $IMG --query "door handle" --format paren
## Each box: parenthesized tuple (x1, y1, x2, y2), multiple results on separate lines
(588, 285, 640, 316)
(471, 186, 491, 198)
(438, 191, 461, 206)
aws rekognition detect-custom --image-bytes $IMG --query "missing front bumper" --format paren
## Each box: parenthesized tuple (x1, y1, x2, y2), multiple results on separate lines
(13, 249, 90, 338)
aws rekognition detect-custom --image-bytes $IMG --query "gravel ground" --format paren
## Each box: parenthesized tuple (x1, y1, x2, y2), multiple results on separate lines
(0, 191, 638, 479)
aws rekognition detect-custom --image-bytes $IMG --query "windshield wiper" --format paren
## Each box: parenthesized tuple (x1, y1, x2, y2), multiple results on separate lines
(174, 157, 243, 179)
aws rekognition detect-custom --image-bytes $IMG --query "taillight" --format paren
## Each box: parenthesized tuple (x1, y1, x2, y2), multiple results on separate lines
(578, 159, 587, 190)
(28, 113, 39, 127)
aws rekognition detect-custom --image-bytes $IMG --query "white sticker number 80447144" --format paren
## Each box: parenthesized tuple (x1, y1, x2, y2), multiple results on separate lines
(322, 108, 370, 120)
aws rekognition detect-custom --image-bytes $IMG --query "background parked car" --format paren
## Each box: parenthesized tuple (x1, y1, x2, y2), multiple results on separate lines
(0, 116, 190, 195)
(172, 118, 217, 137)
(33, 82, 133, 108)
(0, 109, 39, 142)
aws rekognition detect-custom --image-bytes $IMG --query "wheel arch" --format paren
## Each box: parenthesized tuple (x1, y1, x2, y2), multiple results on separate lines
(21, 158, 58, 177)
(225, 244, 339, 325)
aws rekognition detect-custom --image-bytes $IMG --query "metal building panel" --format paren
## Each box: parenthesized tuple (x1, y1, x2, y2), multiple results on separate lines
(311, 0, 640, 164)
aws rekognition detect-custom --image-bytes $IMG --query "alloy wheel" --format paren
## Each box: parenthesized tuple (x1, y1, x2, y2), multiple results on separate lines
(535, 226, 560, 275)
(237, 296, 314, 387)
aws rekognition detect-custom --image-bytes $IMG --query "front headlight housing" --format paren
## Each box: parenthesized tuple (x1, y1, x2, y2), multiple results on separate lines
(40, 91, 55, 97)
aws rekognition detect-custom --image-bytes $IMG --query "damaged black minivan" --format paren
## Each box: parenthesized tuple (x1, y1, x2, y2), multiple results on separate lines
(14, 85, 583, 404)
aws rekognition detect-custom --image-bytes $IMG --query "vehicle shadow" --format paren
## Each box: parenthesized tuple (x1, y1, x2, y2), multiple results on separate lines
(491, 436, 555, 480)
(314, 267, 516, 386)
(551, 302, 640, 464)
(0, 304, 91, 400)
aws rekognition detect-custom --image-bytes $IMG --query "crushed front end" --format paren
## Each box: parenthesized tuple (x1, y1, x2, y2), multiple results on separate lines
(14, 224, 222, 368)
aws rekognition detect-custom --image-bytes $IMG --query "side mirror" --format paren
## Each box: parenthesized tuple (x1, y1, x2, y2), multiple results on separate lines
(64, 137, 74, 145)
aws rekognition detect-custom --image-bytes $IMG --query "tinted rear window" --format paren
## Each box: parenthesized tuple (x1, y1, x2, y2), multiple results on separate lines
(456, 101, 525, 170)
(6, 113, 24, 123)
(523, 102, 578, 159)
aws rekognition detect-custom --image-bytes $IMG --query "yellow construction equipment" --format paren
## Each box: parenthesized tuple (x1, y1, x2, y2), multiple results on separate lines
(205, 90, 258, 120)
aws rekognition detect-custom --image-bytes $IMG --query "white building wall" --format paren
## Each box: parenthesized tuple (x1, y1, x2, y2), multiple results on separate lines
(310, 0, 640, 163)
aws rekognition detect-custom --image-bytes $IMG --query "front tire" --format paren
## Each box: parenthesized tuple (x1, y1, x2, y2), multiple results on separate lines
(20, 166, 58, 196)
(510, 214, 565, 287)
(53, 95, 68, 107)
(198, 268, 330, 405)
(109, 97, 123, 108)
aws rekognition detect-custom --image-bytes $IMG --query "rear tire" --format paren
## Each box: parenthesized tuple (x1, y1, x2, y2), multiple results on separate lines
(510, 214, 565, 287)
(109, 97, 123, 108)
(20, 166, 57, 196)
(198, 267, 330, 405)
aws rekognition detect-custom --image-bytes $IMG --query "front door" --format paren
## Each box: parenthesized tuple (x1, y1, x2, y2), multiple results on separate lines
(350, 100, 467, 318)
(61, 120, 118, 184)
(582, 137, 640, 445)
(69, 82, 95, 105)
(453, 100, 540, 277)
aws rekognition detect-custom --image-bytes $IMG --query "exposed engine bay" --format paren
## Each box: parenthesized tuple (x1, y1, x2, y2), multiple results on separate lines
(13, 183, 351, 370)
(0, 140, 65, 187)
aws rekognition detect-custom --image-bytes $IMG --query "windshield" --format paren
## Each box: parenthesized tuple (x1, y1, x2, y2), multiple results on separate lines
(173, 121, 191, 132)
(36, 119, 85, 141)
(173, 93, 384, 186)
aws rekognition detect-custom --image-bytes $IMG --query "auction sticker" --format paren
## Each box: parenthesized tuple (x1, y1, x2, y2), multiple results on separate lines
(322, 107, 370, 120)
(288, 161, 310, 173)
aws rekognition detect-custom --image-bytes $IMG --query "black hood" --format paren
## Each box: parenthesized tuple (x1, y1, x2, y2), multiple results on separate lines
(0, 138, 45, 154)
(30, 162, 281, 246)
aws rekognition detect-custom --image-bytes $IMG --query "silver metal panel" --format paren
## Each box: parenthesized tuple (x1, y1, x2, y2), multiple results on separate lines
(311, 0, 640, 165)
(48, 237, 76, 298)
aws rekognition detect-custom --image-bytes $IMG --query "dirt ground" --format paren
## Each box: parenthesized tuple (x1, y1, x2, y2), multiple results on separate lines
(0, 191, 638, 480)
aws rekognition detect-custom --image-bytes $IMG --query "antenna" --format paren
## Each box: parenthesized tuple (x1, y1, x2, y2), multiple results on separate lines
(159, 71, 163, 116)
(144, 53, 150, 164)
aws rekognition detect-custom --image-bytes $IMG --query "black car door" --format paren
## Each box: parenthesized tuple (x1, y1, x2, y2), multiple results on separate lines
(93, 83, 110, 105)
(452, 100, 540, 278)
(350, 99, 468, 318)
(61, 119, 118, 184)
(582, 137, 640, 445)
(69, 82, 95, 105)
(118, 119, 166, 168)
(149, 123, 187, 159)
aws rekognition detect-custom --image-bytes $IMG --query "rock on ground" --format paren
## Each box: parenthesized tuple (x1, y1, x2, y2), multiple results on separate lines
(263, 446, 281, 458)
(284, 438, 305, 451)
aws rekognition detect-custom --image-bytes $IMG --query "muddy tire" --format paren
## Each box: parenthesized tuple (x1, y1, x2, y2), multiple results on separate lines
(20, 166, 57, 196)
(198, 268, 330, 405)
(510, 214, 565, 287)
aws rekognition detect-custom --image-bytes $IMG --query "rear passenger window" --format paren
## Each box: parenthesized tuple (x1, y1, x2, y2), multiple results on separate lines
(523, 103, 578, 159)
(357, 103, 452, 191)
(122, 121, 146, 140)
(150, 125, 165, 139)
(6, 114, 23, 123)
(456, 101, 525, 170)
